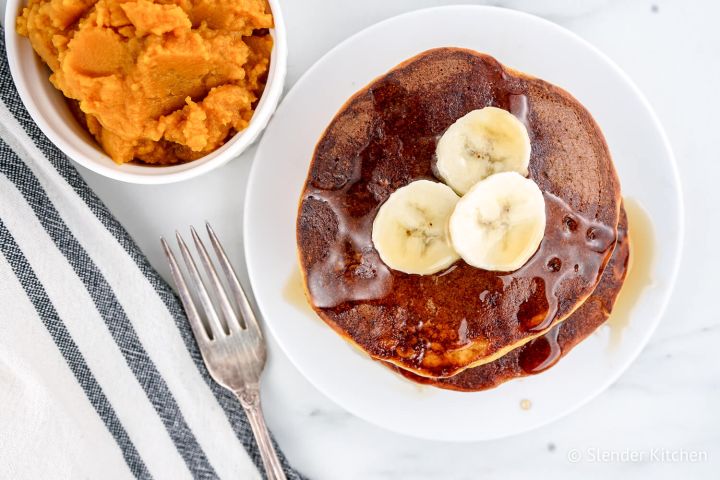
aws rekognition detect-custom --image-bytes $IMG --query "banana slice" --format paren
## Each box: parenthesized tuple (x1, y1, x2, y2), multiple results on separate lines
(436, 107, 531, 194)
(449, 172, 545, 271)
(372, 180, 460, 275)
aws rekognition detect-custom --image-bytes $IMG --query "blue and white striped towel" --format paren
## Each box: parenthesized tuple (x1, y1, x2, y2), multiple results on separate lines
(0, 32, 304, 480)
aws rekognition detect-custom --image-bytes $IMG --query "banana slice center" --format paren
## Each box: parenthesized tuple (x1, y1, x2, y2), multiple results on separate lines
(450, 171, 546, 272)
(372, 180, 460, 275)
(437, 107, 531, 195)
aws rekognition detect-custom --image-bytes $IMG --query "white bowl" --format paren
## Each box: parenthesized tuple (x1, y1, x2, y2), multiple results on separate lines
(3, 0, 287, 184)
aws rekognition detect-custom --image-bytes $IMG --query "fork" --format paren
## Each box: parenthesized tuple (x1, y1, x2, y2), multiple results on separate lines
(161, 223, 287, 480)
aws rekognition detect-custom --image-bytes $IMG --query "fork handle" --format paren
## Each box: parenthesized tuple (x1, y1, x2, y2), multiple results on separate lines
(236, 389, 288, 480)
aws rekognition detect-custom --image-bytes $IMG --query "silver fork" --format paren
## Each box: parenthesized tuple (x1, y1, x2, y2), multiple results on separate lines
(161, 223, 287, 480)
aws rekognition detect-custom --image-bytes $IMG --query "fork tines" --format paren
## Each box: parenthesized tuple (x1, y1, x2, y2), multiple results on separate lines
(161, 223, 261, 342)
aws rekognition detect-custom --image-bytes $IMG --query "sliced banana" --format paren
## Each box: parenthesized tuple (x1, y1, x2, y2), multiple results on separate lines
(449, 172, 545, 272)
(436, 107, 531, 195)
(372, 180, 460, 275)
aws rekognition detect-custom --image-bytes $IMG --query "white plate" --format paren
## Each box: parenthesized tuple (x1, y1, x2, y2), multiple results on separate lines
(244, 5, 683, 441)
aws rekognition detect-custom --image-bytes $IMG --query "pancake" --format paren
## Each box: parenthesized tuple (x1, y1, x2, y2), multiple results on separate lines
(296, 48, 622, 378)
(391, 208, 629, 390)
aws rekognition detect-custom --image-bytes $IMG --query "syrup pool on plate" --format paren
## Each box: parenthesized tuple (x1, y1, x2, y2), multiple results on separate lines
(283, 268, 317, 317)
(605, 198, 656, 348)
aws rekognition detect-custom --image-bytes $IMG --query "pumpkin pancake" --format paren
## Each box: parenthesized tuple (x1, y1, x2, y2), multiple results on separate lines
(391, 208, 629, 390)
(296, 48, 621, 378)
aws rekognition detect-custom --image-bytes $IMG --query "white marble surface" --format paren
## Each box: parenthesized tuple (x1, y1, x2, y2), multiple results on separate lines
(7, 0, 719, 478)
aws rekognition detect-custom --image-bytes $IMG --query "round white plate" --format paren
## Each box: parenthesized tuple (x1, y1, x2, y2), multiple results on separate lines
(244, 5, 683, 441)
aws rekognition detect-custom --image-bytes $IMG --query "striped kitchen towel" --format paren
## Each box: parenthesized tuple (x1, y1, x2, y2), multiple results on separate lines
(0, 32, 304, 480)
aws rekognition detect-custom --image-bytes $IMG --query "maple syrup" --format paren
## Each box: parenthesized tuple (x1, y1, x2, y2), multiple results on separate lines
(606, 198, 655, 348)
(282, 267, 316, 317)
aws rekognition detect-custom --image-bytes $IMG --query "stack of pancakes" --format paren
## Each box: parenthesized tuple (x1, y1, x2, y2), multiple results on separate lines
(296, 48, 628, 391)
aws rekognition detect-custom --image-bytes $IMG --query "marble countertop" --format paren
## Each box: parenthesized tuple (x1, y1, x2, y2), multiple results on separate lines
(8, 0, 719, 478)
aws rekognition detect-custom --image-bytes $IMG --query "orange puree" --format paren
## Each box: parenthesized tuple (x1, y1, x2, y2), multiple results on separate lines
(17, 0, 273, 164)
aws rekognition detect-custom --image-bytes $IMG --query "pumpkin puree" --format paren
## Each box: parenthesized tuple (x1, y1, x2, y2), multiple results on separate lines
(17, 0, 273, 164)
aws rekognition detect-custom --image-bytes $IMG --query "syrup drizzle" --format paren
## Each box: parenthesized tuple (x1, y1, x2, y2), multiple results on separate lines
(304, 185, 615, 340)
(517, 200, 648, 374)
(304, 164, 394, 308)
(518, 324, 562, 373)
(302, 175, 615, 376)
(509, 93, 529, 127)
(502, 193, 616, 333)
